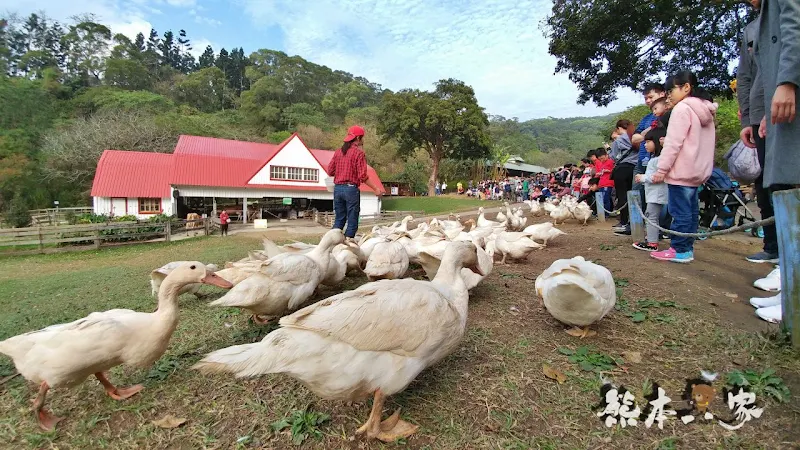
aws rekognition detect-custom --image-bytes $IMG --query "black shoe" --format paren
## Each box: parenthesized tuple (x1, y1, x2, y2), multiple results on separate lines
(614, 227, 631, 236)
(746, 251, 779, 264)
(660, 233, 670, 240)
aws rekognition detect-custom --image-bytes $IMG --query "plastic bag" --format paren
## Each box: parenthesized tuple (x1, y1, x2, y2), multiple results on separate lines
(723, 140, 761, 185)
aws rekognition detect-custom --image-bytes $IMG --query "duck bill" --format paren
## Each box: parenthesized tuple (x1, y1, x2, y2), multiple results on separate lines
(469, 263, 486, 276)
(201, 273, 234, 289)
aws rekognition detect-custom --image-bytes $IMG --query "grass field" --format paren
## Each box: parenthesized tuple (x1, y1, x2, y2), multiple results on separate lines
(0, 226, 798, 449)
(381, 195, 501, 215)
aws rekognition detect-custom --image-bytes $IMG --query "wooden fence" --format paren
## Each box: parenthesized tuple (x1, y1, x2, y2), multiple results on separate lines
(28, 207, 94, 226)
(315, 210, 425, 228)
(0, 218, 215, 256)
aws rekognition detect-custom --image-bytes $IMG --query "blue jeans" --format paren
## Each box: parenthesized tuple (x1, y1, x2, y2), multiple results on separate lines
(667, 184, 699, 253)
(599, 187, 613, 213)
(333, 184, 360, 238)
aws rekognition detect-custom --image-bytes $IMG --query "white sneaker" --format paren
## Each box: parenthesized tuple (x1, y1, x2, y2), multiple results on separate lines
(755, 304, 782, 323)
(753, 267, 781, 292)
(750, 293, 782, 308)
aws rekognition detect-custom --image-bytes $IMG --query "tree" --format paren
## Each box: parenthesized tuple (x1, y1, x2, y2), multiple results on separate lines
(321, 80, 375, 119)
(3, 192, 31, 227)
(490, 144, 512, 180)
(104, 58, 151, 90)
(198, 44, 215, 68)
(62, 20, 111, 86)
(281, 103, 326, 129)
(173, 66, 233, 112)
(379, 78, 490, 195)
(543, 0, 752, 105)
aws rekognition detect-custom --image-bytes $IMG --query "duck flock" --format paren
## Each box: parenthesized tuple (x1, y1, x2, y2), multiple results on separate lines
(0, 195, 616, 442)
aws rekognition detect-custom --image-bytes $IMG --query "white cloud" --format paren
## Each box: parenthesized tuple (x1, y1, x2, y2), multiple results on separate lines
(164, 0, 196, 7)
(241, 0, 642, 119)
(189, 37, 218, 59)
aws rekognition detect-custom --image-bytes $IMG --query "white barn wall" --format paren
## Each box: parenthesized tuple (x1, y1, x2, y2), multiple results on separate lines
(248, 136, 328, 188)
(93, 197, 111, 215)
(92, 197, 171, 219)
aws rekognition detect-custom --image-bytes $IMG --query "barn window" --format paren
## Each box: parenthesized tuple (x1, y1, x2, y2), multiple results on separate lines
(139, 198, 161, 214)
(270, 166, 318, 182)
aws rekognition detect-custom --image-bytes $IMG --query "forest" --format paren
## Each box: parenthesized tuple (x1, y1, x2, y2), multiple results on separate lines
(0, 12, 740, 220)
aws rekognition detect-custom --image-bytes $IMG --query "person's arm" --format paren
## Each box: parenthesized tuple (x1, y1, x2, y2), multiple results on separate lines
(656, 105, 690, 178)
(772, 0, 800, 124)
(737, 22, 755, 128)
(327, 151, 338, 176)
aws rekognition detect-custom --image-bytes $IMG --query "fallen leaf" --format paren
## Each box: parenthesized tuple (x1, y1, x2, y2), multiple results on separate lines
(724, 292, 738, 298)
(542, 364, 567, 384)
(152, 415, 187, 429)
(622, 351, 642, 364)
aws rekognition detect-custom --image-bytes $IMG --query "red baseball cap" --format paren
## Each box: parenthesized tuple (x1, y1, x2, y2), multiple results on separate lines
(344, 125, 365, 142)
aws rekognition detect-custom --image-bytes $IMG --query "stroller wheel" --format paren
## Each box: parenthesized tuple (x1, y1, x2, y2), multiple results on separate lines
(752, 226, 764, 238)
(697, 226, 711, 240)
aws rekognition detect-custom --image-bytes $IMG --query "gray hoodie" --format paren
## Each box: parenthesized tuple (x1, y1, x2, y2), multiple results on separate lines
(610, 133, 638, 166)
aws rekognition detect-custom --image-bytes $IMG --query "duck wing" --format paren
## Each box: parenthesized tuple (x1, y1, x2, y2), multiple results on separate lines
(279, 279, 460, 356)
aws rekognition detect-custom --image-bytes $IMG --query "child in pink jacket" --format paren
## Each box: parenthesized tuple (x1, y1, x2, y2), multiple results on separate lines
(650, 71, 718, 264)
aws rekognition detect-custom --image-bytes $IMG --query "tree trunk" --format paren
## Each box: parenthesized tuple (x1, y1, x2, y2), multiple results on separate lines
(428, 154, 441, 197)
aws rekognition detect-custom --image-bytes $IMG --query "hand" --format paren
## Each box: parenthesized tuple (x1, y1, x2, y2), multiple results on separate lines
(631, 134, 644, 146)
(771, 83, 797, 124)
(634, 174, 643, 183)
(740, 127, 756, 148)
(374, 188, 383, 197)
(759, 116, 767, 138)
(651, 172, 665, 184)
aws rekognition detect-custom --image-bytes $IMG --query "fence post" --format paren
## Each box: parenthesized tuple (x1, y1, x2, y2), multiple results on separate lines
(627, 190, 644, 241)
(94, 226, 101, 250)
(772, 188, 800, 348)
(204, 218, 210, 236)
(595, 191, 606, 223)
(165, 220, 171, 243)
(38, 226, 44, 253)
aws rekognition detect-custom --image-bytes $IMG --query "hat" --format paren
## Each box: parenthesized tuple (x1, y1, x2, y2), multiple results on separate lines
(344, 125, 365, 142)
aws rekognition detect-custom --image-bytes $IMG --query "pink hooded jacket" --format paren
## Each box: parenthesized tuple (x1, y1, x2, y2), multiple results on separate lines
(656, 97, 718, 187)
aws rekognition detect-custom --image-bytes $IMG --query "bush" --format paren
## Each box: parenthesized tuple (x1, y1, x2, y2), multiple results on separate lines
(4, 195, 32, 228)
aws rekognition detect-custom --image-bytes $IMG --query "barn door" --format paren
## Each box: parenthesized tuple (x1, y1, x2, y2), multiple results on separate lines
(111, 198, 126, 217)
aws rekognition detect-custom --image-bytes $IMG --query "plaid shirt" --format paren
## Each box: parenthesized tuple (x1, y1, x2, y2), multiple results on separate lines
(328, 144, 368, 185)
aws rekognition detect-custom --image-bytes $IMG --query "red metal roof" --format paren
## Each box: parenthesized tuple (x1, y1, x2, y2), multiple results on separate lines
(91, 151, 173, 198)
(92, 135, 385, 197)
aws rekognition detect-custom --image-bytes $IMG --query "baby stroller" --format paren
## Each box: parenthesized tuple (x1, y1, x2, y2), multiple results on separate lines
(698, 168, 759, 235)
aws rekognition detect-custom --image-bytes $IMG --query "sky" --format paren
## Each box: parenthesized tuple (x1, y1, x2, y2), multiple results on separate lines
(1, 0, 644, 120)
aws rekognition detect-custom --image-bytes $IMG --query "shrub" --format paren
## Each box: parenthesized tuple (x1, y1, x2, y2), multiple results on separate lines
(4, 194, 32, 228)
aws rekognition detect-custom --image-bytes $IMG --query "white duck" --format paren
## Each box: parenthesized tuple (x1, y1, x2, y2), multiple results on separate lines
(477, 207, 502, 229)
(495, 231, 543, 264)
(209, 229, 344, 323)
(571, 201, 593, 225)
(522, 223, 566, 247)
(150, 261, 220, 297)
(509, 208, 528, 231)
(0, 263, 232, 430)
(462, 240, 495, 290)
(550, 204, 573, 225)
(322, 242, 366, 287)
(214, 261, 269, 286)
(364, 238, 410, 281)
(535, 256, 616, 338)
(192, 242, 484, 442)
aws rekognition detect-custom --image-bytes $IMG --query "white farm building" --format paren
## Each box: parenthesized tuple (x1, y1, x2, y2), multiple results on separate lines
(90, 134, 385, 222)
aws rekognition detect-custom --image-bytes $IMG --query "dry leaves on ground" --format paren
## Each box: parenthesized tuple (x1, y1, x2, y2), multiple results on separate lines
(152, 414, 187, 429)
(542, 364, 567, 384)
(622, 351, 642, 364)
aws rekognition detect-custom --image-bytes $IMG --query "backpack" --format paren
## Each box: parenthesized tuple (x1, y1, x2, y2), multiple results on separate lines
(723, 140, 761, 185)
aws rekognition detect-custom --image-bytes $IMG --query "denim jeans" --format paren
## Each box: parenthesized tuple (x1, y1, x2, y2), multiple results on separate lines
(599, 187, 613, 214)
(667, 184, 699, 253)
(333, 184, 361, 238)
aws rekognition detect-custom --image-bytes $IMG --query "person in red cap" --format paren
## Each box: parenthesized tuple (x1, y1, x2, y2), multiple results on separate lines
(327, 125, 381, 239)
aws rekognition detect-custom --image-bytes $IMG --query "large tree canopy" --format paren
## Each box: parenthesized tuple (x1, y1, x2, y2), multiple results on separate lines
(544, 0, 753, 105)
(379, 78, 490, 195)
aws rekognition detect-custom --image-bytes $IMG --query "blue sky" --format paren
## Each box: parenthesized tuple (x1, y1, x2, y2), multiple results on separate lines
(1, 0, 643, 119)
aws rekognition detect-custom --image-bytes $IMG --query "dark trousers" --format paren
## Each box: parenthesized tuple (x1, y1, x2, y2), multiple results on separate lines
(753, 124, 793, 255)
(333, 184, 361, 238)
(220, 223, 228, 236)
(613, 163, 635, 224)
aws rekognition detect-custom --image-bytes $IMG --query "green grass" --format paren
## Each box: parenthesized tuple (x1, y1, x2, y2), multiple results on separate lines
(0, 230, 797, 449)
(381, 196, 501, 215)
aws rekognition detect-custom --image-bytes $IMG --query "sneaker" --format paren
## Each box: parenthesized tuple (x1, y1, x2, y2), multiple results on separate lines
(753, 267, 781, 292)
(611, 222, 626, 230)
(746, 251, 779, 264)
(614, 227, 631, 236)
(660, 233, 670, 240)
(651, 247, 676, 261)
(633, 241, 659, 252)
(755, 304, 782, 323)
(651, 248, 694, 263)
(612, 223, 628, 232)
(750, 293, 782, 309)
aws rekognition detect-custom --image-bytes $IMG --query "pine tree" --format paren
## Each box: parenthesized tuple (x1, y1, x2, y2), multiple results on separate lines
(215, 47, 231, 84)
(133, 32, 145, 52)
(198, 45, 215, 68)
(159, 30, 176, 69)
(146, 28, 159, 51)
